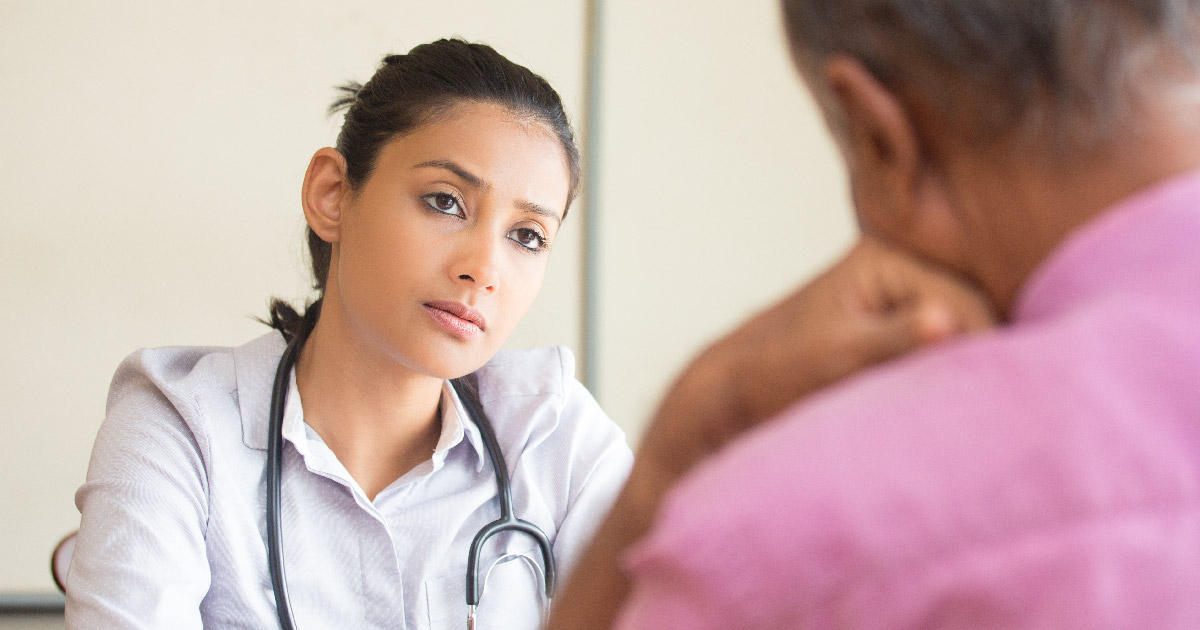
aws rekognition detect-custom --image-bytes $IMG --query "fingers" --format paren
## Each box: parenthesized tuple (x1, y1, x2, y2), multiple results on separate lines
(858, 237, 997, 339)
(860, 300, 962, 368)
(911, 301, 952, 341)
(798, 237, 994, 388)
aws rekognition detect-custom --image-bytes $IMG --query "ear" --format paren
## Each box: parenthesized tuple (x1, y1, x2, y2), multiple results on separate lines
(823, 56, 965, 266)
(301, 147, 350, 243)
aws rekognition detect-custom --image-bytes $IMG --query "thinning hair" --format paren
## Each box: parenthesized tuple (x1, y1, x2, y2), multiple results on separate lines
(781, 0, 1200, 150)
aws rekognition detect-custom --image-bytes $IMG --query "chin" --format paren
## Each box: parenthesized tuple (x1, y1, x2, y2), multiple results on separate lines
(408, 345, 493, 381)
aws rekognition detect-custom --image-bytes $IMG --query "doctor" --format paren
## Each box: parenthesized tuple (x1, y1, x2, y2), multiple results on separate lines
(68, 38, 631, 629)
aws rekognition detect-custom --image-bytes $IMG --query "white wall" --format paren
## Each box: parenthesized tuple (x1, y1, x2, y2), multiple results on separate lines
(0, 0, 855, 594)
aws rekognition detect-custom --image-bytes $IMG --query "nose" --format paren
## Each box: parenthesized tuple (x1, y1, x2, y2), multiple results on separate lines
(454, 233, 500, 294)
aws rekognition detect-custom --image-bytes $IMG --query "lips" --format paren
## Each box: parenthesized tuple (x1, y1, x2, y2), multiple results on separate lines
(423, 301, 487, 339)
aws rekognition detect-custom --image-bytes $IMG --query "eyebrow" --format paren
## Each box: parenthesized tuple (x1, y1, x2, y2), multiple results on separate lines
(414, 159, 563, 227)
(414, 159, 489, 191)
(517, 200, 563, 227)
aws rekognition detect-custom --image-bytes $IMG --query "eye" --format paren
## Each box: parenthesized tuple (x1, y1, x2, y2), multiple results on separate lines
(422, 192, 464, 217)
(508, 227, 548, 252)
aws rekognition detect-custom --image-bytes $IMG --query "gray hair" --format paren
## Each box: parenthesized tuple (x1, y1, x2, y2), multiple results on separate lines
(781, 0, 1200, 151)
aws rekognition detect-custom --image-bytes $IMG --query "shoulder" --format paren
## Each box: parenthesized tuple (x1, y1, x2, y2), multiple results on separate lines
(473, 345, 616, 439)
(646, 333, 1035, 543)
(473, 345, 621, 435)
(105, 342, 234, 435)
(633, 325, 1200, 625)
(110, 329, 282, 405)
(100, 331, 281, 459)
(473, 345, 578, 402)
(473, 345, 631, 475)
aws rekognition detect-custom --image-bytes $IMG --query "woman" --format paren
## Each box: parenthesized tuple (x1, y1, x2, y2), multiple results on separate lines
(67, 39, 632, 629)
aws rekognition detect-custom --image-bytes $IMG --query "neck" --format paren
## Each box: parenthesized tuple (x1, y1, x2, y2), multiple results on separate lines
(951, 110, 1200, 316)
(294, 297, 444, 501)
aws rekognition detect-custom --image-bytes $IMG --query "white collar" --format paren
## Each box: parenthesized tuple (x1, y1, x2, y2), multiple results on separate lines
(236, 331, 486, 472)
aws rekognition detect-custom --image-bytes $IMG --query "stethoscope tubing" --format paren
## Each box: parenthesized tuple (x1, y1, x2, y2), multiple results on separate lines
(266, 307, 315, 630)
(452, 376, 556, 608)
(265, 303, 554, 628)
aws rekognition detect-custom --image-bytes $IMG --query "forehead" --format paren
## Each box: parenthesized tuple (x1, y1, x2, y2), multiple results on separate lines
(371, 102, 571, 207)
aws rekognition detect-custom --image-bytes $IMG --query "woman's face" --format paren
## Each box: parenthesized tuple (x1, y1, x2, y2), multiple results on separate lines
(327, 101, 571, 379)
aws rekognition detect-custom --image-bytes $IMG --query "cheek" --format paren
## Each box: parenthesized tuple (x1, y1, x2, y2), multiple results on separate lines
(848, 169, 903, 241)
(848, 171, 881, 234)
(340, 216, 432, 301)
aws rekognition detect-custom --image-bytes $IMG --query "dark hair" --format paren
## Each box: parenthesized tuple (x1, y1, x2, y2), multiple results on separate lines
(781, 0, 1200, 149)
(266, 39, 582, 340)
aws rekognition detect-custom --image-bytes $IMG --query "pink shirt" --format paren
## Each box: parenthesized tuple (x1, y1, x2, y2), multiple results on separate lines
(617, 171, 1200, 629)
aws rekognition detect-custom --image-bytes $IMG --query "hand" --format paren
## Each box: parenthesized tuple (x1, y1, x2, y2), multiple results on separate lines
(546, 237, 994, 630)
(640, 236, 996, 480)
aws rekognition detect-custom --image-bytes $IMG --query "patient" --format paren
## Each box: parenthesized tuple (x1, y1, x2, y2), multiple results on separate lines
(550, 0, 1200, 628)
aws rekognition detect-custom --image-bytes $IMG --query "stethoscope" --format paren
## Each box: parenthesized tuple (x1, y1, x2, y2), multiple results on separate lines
(265, 300, 555, 629)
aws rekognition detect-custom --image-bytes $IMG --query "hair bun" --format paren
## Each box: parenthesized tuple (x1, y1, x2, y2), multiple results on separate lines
(327, 81, 365, 116)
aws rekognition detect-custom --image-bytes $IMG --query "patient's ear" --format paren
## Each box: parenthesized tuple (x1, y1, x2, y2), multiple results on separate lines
(824, 56, 965, 267)
(302, 147, 349, 243)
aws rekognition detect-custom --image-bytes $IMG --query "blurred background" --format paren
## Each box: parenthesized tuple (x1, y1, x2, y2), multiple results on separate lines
(0, 0, 853, 620)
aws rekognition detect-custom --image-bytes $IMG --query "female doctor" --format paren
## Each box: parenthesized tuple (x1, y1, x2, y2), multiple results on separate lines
(66, 39, 632, 629)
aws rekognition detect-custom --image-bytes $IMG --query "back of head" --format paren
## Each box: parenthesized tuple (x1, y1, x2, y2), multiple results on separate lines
(781, 0, 1200, 152)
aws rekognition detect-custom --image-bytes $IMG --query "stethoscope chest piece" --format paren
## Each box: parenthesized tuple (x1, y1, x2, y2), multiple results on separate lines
(264, 305, 555, 629)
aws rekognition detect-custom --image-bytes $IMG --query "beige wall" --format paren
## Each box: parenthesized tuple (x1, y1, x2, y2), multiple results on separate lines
(0, 0, 854, 594)
(591, 1, 855, 434)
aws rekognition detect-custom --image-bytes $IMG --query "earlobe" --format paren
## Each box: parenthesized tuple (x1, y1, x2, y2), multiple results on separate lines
(302, 147, 349, 243)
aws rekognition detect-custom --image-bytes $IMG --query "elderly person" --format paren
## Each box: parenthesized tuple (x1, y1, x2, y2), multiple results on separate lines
(550, 1, 1200, 628)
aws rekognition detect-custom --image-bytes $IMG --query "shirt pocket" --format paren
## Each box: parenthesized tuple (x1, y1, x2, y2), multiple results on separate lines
(424, 551, 548, 630)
